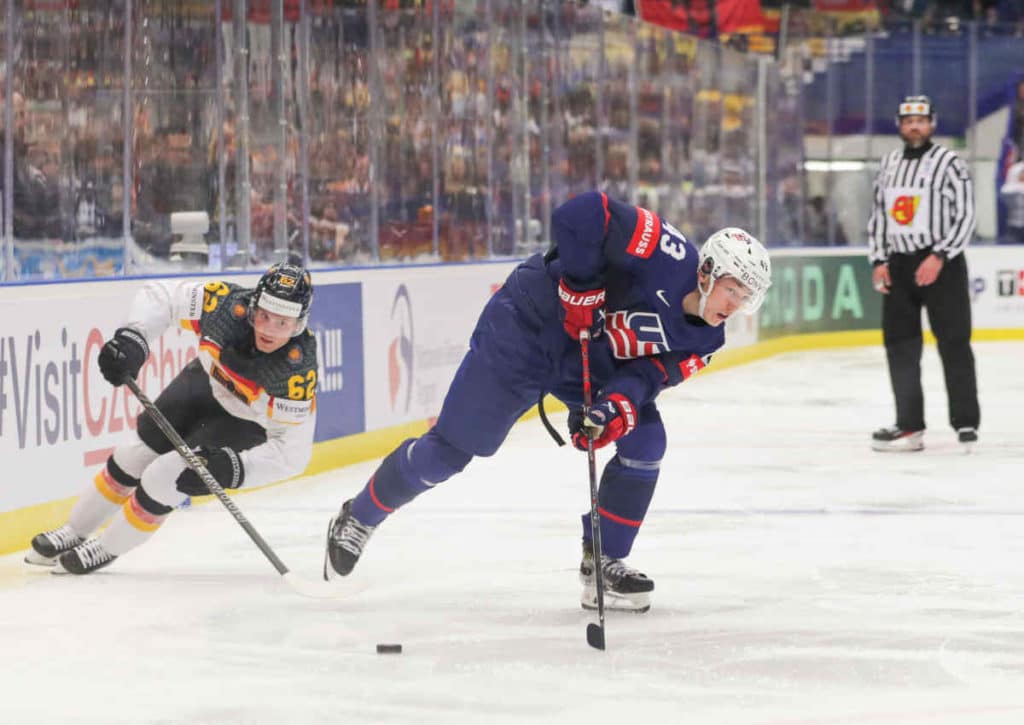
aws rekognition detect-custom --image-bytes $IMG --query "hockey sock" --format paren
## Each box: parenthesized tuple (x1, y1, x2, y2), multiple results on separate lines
(352, 432, 472, 526)
(67, 456, 140, 538)
(581, 454, 659, 559)
(99, 486, 172, 557)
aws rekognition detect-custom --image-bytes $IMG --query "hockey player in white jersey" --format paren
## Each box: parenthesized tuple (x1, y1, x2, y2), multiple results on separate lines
(25, 263, 318, 574)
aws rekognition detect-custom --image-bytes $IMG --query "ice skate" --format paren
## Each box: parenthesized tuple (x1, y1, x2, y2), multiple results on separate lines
(323, 499, 377, 580)
(579, 540, 654, 613)
(54, 539, 117, 575)
(957, 427, 978, 453)
(871, 425, 924, 452)
(25, 525, 84, 566)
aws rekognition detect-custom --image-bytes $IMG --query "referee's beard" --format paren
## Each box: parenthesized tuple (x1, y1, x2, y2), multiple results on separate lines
(900, 129, 931, 149)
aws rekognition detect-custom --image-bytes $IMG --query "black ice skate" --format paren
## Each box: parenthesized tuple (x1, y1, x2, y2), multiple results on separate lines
(54, 539, 117, 575)
(25, 525, 84, 566)
(957, 427, 978, 453)
(871, 425, 924, 452)
(323, 499, 377, 580)
(579, 539, 654, 613)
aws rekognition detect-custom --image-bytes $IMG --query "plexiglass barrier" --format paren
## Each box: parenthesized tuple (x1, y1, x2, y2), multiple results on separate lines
(782, 10, 1024, 246)
(14, 3, 1018, 280)
(0, 1, 809, 281)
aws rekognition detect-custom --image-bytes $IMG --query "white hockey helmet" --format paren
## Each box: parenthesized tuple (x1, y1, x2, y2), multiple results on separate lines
(697, 227, 772, 313)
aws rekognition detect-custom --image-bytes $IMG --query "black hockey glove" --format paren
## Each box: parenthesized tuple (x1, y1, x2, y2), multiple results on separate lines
(98, 327, 150, 386)
(176, 446, 245, 496)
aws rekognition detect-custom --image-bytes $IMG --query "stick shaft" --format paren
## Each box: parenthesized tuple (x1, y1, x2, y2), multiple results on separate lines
(579, 330, 606, 636)
(124, 376, 290, 575)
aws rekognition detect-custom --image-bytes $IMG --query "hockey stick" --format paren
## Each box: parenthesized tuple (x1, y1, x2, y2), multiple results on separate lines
(124, 376, 350, 600)
(579, 329, 606, 650)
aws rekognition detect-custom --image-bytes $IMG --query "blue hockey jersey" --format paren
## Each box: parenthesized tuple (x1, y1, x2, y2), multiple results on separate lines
(506, 191, 725, 411)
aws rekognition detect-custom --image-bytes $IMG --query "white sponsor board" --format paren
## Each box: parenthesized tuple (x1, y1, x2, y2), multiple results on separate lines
(964, 246, 1024, 328)
(0, 278, 205, 511)
(361, 262, 516, 431)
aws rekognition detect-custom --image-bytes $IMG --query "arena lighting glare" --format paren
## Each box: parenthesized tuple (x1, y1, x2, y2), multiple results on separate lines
(803, 160, 867, 172)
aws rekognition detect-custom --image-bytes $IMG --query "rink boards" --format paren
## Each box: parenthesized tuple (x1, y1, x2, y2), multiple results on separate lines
(1, 246, 1022, 555)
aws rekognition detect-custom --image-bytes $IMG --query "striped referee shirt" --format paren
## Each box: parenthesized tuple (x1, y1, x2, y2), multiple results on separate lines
(867, 141, 975, 264)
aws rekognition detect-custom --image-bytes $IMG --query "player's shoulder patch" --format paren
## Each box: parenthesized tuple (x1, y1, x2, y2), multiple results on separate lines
(284, 328, 319, 374)
(285, 343, 305, 366)
(625, 206, 662, 259)
(229, 299, 249, 320)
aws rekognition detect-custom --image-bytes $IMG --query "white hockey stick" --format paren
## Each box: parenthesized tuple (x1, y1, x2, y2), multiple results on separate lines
(125, 376, 356, 600)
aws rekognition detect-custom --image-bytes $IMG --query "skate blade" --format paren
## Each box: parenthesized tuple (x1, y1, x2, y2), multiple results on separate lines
(870, 440, 924, 452)
(24, 550, 57, 567)
(581, 586, 651, 613)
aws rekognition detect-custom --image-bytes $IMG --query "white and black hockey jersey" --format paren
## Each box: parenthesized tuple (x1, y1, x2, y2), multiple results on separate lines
(867, 141, 975, 264)
(122, 278, 318, 489)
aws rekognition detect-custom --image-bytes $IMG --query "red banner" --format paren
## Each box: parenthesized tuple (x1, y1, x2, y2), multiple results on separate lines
(637, 0, 765, 38)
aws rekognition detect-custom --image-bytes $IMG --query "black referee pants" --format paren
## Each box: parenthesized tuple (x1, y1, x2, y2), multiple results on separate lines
(882, 249, 980, 432)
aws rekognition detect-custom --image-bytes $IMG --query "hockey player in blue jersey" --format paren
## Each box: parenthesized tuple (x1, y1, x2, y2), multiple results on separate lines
(325, 191, 771, 612)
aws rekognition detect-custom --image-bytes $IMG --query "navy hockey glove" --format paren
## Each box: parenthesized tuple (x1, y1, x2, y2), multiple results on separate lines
(558, 277, 605, 341)
(176, 446, 245, 496)
(97, 327, 150, 386)
(569, 393, 637, 451)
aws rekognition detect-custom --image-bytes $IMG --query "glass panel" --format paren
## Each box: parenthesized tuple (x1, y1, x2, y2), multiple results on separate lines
(13, 2, 119, 280)
(481, 2, 522, 258)
(521, 0, 551, 259)
(764, 63, 805, 247)
(131, 0, 219, 274)
(599, 13, 635, 204)
(717, 45, 759, 239)
(555, 6, 602, 201)
(304, 6, 372, 268)
(658, 33, 699, 234)
(244, 6, 294, 266)
(376, 4, 437, 262)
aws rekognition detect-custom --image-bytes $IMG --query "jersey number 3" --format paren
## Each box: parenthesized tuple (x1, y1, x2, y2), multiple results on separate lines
(659, 221, 687, 261)
(203, 281, 230, 313)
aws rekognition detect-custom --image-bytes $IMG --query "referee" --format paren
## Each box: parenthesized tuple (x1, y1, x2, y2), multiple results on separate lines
(867, 95, 980, 452)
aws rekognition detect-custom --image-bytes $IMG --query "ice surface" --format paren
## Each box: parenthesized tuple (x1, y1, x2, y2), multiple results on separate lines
(2, 342, 1023, 724)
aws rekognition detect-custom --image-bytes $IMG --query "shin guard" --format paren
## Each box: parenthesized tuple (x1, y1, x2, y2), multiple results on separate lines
(581, 454, 659, 559)
(67, 456, 140, 538)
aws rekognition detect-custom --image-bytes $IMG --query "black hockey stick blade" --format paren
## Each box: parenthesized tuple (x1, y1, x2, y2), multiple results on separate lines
(586, 623, 606, 650)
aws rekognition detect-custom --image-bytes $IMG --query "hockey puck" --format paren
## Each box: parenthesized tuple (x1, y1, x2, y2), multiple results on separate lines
(376, 643, 402, 654)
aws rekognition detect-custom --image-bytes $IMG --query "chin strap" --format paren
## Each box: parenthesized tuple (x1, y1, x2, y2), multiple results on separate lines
(697, 275, 715, 320)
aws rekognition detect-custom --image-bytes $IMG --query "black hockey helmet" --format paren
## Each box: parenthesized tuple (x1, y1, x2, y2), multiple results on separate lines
(248, 262, 313, 335)
(896, 94, 936, 126)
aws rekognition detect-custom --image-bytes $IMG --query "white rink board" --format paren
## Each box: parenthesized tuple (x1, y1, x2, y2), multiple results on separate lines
(0, 278, 209, 511)
(964, 246, 1024, 327)
(360, 262, 515, 431)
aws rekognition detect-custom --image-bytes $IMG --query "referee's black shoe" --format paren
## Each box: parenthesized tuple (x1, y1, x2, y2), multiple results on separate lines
(871, 425, 924, 452)
(957, 427, 978, 453)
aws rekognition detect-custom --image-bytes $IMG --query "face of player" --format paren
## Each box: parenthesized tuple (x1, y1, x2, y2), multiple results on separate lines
(699, 273, 753, 326)
(899, 115, 933, 148)
(252, 307, 300, 353)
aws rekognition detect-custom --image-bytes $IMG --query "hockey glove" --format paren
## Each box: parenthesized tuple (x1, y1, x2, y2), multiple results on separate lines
(569, 393, 637, 451)
(558, 277, 605, 341)
(176, 446, 245, 496)
(98, 327, 150, 386)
